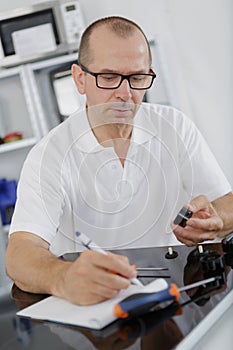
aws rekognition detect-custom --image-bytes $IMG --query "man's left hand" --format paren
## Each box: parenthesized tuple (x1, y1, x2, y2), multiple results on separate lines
(172, 195, 224, 246)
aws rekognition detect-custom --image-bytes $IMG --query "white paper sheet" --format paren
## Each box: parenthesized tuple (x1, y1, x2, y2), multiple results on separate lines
(12, 23, 57, 58)
(17, 278, 168, 330)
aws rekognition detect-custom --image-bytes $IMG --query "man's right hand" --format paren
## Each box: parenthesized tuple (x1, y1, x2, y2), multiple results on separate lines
(55, 250, 137, 305)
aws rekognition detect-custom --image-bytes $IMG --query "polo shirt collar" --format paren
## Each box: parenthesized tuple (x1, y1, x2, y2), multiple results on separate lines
(71, 108, 104, 153)
(131, 104, 158, 144)
(71, 103, 157, 153)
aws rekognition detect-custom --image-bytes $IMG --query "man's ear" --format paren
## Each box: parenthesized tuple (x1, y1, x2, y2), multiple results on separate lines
(72, 64, 85, 94)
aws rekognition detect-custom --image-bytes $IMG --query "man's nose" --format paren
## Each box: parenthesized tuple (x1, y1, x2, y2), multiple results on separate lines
(115, 78, 132, 100)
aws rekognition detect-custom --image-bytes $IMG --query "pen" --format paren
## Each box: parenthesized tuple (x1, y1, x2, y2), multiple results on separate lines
(75, 231, 143, 287)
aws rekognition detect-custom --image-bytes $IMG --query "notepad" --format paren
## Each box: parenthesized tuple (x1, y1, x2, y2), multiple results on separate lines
(17, 278, 168, 330)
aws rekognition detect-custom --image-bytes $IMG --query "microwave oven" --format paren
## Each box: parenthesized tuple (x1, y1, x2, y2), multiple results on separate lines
(0, 0, 85, 67)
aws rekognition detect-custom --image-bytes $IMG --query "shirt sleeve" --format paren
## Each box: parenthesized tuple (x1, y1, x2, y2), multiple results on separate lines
(9, 138, 65, 244)
(178, 113, 232, 201)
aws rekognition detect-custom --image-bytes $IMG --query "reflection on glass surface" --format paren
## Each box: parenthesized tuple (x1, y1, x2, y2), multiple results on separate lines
(0, 243, 232, 349)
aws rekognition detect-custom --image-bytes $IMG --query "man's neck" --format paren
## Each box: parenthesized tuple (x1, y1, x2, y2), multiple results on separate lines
(90, 122, 133, 167)
(92, 122, 132, 143)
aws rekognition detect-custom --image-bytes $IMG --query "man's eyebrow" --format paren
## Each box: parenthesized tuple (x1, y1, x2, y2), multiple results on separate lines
(97, 68, 150, 74)
(98, 68, 118, 73)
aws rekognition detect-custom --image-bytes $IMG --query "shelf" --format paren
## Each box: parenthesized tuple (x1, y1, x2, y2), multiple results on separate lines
(2, 225, 10, 234)
(0, 137, 37, 154)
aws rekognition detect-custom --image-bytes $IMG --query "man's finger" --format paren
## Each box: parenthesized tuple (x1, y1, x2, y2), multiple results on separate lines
(188, 195, 212, 213)
(187, 216, 223, 232)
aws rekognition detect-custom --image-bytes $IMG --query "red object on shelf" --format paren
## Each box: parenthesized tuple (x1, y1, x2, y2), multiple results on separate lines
(3, 132, 22, 143)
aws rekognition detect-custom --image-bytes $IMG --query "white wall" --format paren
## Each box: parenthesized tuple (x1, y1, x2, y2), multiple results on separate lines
(0, 0, 232, 186)
(167, 0, 233, 187)
(0, 0, 29, 11)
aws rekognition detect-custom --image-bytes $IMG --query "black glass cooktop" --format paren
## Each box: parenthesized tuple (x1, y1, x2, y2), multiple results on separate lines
(0, 242, 233, 349)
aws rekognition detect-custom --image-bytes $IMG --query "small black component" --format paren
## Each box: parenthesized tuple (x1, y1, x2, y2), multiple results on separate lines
(174, 207, 193, 228)
(200, 252, 226, 286)
(222, 232, 233, 253)
(165, 247, 178, 259)
(224, 253, 233, 269)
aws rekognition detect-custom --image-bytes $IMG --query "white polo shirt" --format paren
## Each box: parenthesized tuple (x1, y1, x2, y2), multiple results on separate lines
(10, 103, 231, 256)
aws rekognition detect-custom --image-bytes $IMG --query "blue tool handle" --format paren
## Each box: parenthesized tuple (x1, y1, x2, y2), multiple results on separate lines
(114, 283, 180, 318)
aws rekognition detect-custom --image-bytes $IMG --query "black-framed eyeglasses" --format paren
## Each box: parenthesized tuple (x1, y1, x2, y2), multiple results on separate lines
(78, 62, 156, 90)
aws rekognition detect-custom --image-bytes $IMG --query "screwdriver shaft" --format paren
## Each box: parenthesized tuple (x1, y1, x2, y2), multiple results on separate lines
(136, 267, 169, 271)
(179, 277, 218, 293)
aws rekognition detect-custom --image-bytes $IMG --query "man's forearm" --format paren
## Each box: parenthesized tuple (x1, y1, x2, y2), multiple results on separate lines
(5, 232, 71, 295)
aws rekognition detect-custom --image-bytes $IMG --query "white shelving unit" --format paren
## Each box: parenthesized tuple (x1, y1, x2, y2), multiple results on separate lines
(0, 65, 43, 180)
(0, 138, 37, 154)
(25, 52, 82, 133)
(0, 66, 41, 143)
(0, 52, 81, 179)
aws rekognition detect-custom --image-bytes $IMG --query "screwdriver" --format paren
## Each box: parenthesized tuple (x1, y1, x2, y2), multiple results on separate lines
(118, 302, 182, 340)
(114, 276, 220, 319)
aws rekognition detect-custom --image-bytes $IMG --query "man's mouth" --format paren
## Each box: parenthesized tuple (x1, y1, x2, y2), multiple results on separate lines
(108, 103, 134, 114)
(113, 108, 131, 113)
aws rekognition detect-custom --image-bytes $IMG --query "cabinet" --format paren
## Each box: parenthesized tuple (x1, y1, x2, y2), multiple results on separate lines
(0, 65, 41, 178)
(0, 52, 83, 179)
(0, 66, 41, 145)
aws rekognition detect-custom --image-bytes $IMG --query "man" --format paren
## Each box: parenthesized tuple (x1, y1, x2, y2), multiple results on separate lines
(6, 16, 233, 306)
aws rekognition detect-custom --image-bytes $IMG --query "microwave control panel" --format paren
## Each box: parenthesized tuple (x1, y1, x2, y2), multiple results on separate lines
(60, 1, 84, 44)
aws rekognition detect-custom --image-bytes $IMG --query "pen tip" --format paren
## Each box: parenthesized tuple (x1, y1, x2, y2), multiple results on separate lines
(132, 278, 143, 287)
